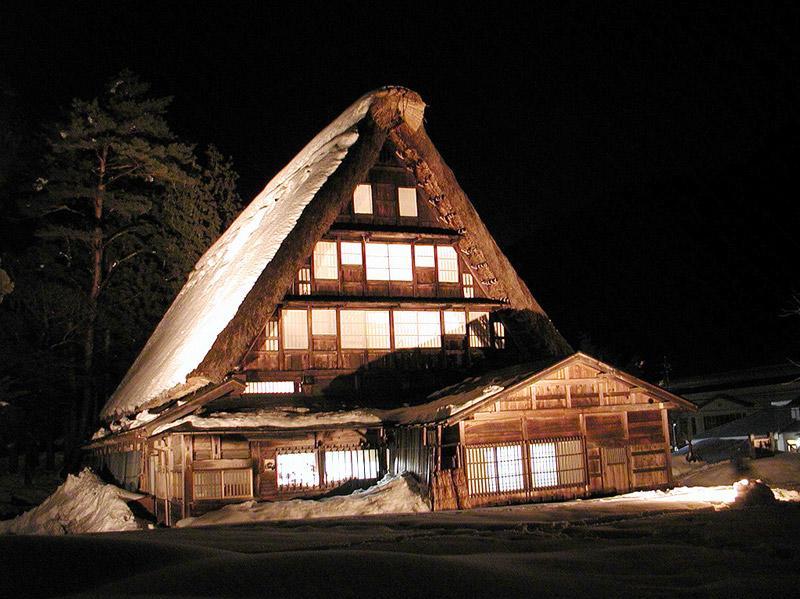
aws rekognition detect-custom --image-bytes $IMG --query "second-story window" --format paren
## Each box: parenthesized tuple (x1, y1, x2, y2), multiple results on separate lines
(443, 310, 466, 335)
(297, 268, 311, 295)
(398, 187, 418, 217)
(365, 243, 412, 281)
(340, 241, 363, 265)
(394, 310, 442, 349)
(282, 309, 309, 350)
(340, 310, 390, 349)
(437, 246, 459, 283)
(414, 244, 435, 268)
(313, 241, 338, 280)
(468, 311, 490, 348)
(353, 184, 373, 214)
(266, 318, 279, 351)
(311, 308, 337, 336)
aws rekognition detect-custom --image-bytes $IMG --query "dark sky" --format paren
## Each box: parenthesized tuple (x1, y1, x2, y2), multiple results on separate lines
(3, 2, 799, 377)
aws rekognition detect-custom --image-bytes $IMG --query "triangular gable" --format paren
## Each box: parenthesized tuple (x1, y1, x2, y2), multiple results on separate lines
(392, 352, 696, 426)
(101, 87, 569, 421)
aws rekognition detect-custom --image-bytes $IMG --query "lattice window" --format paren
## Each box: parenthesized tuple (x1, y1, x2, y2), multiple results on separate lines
(277, 451, 319, 489)
(282, 309, 308, 350)
(493, 320, 506, 349)
(462, 272, 474, 298)
(414, 244, 435, 268)
(468, 311, 490, 348)
(365, 242, 412, 281)
(265, 318, 279, 351)
(311, 308, 337, 336)
(340, 310, 390, 349)
(193, 469, 252, 500)
(323, 448, 379, 485)
(466, 444, 525, 495)
(437, 245, 459, 283)
(297, 267, 311, 295)
(340, 241, 363, 265)
(398, 187, 418, 217)
(529, 437, 586, 489)
(244, 381, 295, 394)
(353, 184, 373, 214)
(443, 310, 466, 335)
(394, 310, 441, 349)
(313, 241, 338, 280)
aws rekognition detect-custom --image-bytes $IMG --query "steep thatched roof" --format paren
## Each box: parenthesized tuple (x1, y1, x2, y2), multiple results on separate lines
(101, 87, 569, 421)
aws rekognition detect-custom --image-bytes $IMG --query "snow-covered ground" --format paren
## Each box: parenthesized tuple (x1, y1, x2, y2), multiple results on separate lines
(0, 468, 146, 535)
(177, 473, 429, 528)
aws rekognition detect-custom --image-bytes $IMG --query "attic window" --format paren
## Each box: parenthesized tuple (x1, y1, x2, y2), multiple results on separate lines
(313, 241, 338, 279)
(462, 273, 474, 298)
(437, 246, 459, 283)
(282, 309, 309, 350)
(297, 267, 311, 295)
(265, 319, 279, 351)
(353, 184, 373, 214)
(414, 245, 435, 268)
(340, 241, 363, 265)
(365, 243, 412, 281)
(398, 187, 418, 217)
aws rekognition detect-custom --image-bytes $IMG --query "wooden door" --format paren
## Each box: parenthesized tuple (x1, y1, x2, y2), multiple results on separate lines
(600, 446, 630, 494)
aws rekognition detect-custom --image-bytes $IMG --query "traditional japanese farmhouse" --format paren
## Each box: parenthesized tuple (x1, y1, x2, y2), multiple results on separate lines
(89, 87, 695, 524)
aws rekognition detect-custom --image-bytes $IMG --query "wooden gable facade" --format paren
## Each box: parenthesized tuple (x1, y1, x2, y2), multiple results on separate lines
(388, 353, 695, 511)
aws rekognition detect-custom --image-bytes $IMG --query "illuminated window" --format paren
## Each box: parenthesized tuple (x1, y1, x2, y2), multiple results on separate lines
(466, 444, 524, 495)
(244, 381, 295, 394)
(443, 311, 466, 335)
(323, 449, 379, 485)
(340, 310, 390, 349)
(353, 184, 373, 214)
(340, 241, 363, 265)
(313, 241, 338, 280)
(398, 187, 418, 217)
(468, 311, 489, 348)
(266, 319, 279, 351)
(365, 243, 412, 281)
(529, 438, 586, 489)
(437, 246, 459, 283)
(414, 244, 435, 268)
(462, 272, 474, 298)
(394, 310, 441, 348)
(297, 267, 311, 295)
(277, 452, 319, 488)
(311, 308, 337, 336)
(493, 320, 506, 349)
(282, 309, 308, 350)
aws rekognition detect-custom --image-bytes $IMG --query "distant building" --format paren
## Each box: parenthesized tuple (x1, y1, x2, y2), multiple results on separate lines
(668, 363, 800, 452)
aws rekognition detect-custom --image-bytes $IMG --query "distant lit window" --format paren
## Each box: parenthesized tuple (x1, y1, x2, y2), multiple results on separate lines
(468, 311, 489, 348)
(365, 243, 412, 281)
(277, 452, 318, 488)
(340, 241, 363, 265)
(313, 241, 338, 279)
(340, 310, 390, 349)
(437, 246, 459, 283)
(266, 318, 279, 351)
(353, 184, 373, 214)
(394, 310, 441, 349)
(414, 245, 435, 268)
(282, 309, 308, 350)
(311, 308, 337, 336)
(443, 311, 466, 336)
(244, 381, 295, 394)
(462, 272, 474, 298)
(398, 187, 418, 217)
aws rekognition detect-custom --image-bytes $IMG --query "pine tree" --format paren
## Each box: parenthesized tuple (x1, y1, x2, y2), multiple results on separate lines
(26, 71, 208, 445)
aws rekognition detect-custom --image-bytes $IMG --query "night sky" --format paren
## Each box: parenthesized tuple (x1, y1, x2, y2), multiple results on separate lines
(3, 3, 799, 378)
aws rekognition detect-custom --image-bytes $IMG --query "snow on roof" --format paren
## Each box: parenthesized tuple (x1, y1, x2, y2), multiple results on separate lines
(101, 93, 376, 420)
(694, 407, 796, 440)
(152, 406, 384, 435)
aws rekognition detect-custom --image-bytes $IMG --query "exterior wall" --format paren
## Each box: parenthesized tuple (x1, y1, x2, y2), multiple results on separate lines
(428, 360, 674, 510)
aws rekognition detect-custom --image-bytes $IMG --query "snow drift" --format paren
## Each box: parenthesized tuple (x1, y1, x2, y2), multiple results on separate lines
(177, 473, 429, 528)
(0, 468, 145, 535)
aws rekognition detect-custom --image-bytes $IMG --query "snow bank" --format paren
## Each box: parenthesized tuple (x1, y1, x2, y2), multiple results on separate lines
(603, 483, 800, 510)
(176, 473, 429, 528)
(0, 469, 146, 535)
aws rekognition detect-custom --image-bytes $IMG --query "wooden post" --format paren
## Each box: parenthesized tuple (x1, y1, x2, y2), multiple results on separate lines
(661, 408, 673, 487)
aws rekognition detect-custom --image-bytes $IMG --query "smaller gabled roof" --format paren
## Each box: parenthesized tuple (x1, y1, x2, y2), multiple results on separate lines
(694, 407, 796, 440)
(387, 352, 696, 426)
